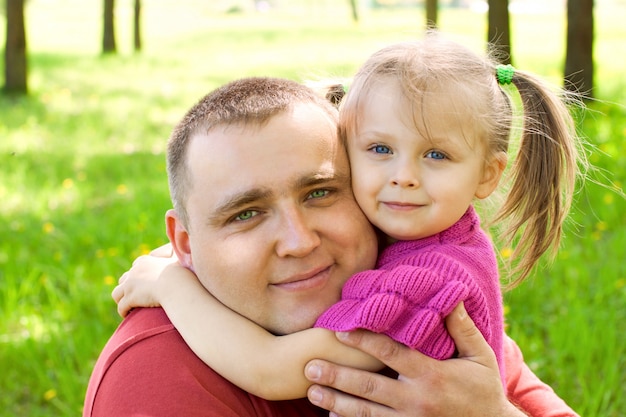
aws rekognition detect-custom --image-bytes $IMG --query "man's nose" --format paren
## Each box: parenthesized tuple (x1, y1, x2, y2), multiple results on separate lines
(391, 161, 420, 188)
(275, 207, 321, 258)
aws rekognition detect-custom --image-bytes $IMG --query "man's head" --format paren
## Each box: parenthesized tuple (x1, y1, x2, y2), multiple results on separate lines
(167, 77, 340, 228)
(165, 77, 377, 335)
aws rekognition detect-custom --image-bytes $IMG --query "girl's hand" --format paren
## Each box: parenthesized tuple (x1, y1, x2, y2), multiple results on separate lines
(112, 244, 178, 318)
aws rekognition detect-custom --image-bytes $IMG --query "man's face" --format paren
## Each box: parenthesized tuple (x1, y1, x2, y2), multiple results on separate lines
(168, 103, 377, 335)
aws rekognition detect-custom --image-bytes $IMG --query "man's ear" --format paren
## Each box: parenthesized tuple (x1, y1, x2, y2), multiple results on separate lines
(475, 151, 507, 199)
(166, 209, 193, 270)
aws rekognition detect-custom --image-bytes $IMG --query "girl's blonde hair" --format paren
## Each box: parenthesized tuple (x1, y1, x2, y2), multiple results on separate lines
(337, 33, 584, 286)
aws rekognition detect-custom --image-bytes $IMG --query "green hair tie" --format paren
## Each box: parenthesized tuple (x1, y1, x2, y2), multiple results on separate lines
(496, 64, 515, 85)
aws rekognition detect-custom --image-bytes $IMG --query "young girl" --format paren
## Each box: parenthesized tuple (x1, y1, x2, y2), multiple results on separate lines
(114, 34, 581, 400)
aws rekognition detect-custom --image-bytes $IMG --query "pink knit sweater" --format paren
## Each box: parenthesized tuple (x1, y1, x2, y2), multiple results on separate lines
(315, 206, 505, 383)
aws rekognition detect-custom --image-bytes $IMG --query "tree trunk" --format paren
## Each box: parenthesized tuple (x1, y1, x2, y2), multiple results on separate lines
(488, 0, 511, 64)
(134, 0, 142, 51)
(564, 0, 594, 98)
(103, 0, 117, 53)
(426, 0, 438, 29)
(4, 0, 28, 94)
(348, 0, 358, 23)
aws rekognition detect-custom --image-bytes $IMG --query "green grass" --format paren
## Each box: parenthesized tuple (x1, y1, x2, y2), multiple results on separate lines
(1, 1, 625, 416)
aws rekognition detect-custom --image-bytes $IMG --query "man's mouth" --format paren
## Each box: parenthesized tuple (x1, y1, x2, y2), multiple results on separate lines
(271, 265, 332, 291)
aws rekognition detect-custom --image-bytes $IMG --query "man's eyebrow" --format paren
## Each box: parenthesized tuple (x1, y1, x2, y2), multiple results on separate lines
(209, 171, 348, 225)
(295, 171, 347, 189)
(211, 188, 272, 221)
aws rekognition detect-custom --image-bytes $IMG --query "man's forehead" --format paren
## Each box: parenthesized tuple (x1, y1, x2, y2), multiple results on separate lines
(185, 102, 345, 187)
(187, 104, 338, 149)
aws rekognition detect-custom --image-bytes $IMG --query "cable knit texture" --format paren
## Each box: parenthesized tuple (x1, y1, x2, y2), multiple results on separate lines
(315, 206, 505, 383)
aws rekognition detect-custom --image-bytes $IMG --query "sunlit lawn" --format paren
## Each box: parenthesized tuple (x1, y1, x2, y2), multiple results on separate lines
(1, 0, 625, 416)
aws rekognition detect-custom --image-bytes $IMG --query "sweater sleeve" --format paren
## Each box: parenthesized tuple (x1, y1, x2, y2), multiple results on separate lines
(315, 261, 491, 361)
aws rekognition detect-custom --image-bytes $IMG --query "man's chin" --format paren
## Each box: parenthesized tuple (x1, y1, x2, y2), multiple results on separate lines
(264, 311, 324, 336)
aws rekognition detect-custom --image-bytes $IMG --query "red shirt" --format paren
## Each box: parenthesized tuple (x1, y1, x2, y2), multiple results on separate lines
(84, 308, 579, 417)
(83, 308, 326, 417)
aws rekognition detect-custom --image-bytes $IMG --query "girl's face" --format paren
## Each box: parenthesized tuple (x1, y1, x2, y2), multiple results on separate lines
(346, 78, 501, 241)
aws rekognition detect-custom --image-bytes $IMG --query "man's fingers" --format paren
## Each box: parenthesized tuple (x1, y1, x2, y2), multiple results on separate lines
(444, 302, 495, 363)
(305, 358, 397, 407)
(334, 330, 425, 377)
(307, 384, 392, 417)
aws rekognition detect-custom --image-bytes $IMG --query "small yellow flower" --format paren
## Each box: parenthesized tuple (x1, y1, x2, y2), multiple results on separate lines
(62, 178, 74, 189)
(43, 222, 55, 234)
(43, 389, 57, 401)
(500, 247, 513, 259)
(603, 193, 614, 205)
(104, 275, 116, 286)
(616, 278, 625, 290)
(595, 221, 608, 232)
(138, 243, 151, 255)
(116, 184, 128, 195)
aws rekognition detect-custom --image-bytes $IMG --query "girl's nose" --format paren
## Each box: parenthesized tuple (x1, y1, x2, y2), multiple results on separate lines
(391, 162, 419, 188)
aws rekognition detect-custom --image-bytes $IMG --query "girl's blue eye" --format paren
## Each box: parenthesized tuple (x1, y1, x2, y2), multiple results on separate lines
(426, 150, 446, 160)
(373, 145, 391, 154)
(235, 210, 258, 221)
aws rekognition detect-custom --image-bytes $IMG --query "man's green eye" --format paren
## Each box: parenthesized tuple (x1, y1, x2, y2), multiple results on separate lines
(236, 210, 257, 221)
(310, 189, 328, 199)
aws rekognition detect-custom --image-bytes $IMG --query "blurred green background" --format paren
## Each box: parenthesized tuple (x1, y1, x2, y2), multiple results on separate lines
(1, 0, 625, 416)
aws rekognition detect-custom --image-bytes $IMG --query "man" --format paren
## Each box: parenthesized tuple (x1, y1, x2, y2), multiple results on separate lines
(84, 77, 578, 417)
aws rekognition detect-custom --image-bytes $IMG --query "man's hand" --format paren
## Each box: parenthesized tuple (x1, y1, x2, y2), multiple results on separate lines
(304, 302, 526, 417)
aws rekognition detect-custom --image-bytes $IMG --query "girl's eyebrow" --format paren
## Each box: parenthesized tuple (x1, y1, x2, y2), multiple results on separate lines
(428, 135, 469, 149)
(356, 129, 392, 140)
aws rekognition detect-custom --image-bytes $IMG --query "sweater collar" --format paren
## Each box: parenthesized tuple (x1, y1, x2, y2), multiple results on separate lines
(377, 206, 481, 265)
